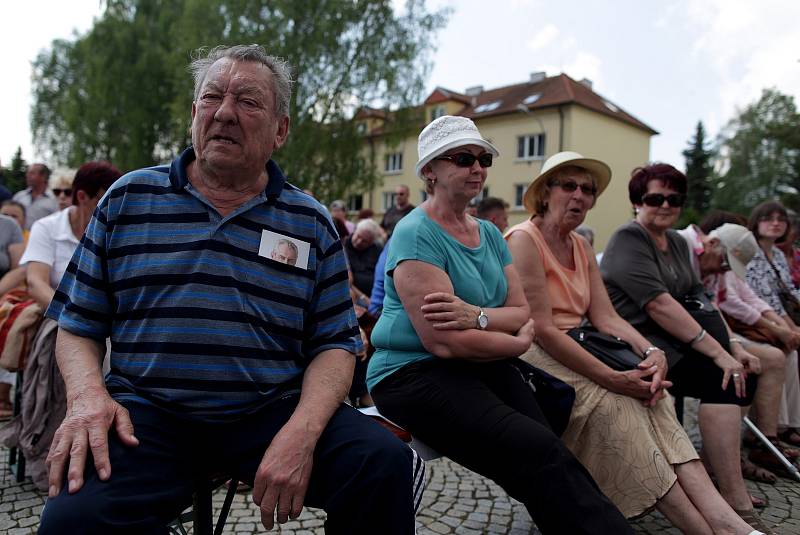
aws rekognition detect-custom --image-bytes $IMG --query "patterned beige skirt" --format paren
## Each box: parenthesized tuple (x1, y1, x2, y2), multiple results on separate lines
(521, 343, 699, 518)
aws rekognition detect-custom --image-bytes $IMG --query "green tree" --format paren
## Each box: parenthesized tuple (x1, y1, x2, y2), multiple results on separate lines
(6, 147, 27, 194)
(31, 0, 448, 200)
(711, 88, 800, 214)
(683, 121, 714, 212)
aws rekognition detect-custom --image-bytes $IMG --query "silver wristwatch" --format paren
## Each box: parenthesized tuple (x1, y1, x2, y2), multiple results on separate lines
(476, 308, 489, 330)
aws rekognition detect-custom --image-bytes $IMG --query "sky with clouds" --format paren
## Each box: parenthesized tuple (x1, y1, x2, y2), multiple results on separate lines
(2, 0, 798, 171)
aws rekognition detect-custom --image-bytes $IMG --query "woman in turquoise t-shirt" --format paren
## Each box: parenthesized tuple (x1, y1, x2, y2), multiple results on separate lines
(366, 116, 632, 535)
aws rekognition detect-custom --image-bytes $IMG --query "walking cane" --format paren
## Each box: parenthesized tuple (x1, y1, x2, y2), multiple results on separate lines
(743, 416, 800, 483)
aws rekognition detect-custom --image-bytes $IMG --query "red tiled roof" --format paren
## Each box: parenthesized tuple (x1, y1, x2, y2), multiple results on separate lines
(436, 74, 657, 134)
(424, 87, 471, 106)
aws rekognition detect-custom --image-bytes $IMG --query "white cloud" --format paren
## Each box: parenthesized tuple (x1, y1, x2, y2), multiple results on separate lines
(683, 0, 800, 131)
(526, 24, 559, 51)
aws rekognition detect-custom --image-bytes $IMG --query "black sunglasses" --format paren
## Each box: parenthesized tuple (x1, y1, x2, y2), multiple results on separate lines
(53, 188, 72, 197)
(552, 180, 597, 196)
(433, 152, 493, 168)
(641, 193, 685, 207)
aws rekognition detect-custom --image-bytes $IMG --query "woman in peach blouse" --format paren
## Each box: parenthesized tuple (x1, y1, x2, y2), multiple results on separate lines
(506, 152, 759, 535)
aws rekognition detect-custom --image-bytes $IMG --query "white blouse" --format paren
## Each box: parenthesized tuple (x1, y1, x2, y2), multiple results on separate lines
(19, 207, 80, 289)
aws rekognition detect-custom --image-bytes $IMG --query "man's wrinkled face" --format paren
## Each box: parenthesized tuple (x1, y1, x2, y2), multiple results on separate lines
(271, 242, 298, 266)
(191, 58, 288, 177)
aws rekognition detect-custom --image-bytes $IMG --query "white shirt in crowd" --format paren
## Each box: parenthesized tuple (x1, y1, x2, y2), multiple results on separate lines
(19, 207, 80, 289)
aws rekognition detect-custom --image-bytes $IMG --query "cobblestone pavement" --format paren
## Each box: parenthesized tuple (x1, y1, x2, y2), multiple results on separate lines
(3, 399, 800, 534)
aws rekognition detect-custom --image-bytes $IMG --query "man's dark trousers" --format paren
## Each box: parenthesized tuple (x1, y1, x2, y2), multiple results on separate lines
(38, 395, 415, 534)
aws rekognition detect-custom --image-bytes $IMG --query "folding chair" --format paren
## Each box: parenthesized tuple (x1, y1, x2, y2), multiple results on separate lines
(166, 478, 239, 535)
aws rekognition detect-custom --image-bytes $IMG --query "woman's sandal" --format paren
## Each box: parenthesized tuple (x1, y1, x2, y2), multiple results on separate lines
(778, 427, 800, 447)
(741, 456, 777, 484)
(734, 508, 775, 535)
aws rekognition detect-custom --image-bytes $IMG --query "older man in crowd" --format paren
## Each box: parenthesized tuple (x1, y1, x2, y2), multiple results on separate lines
(476, 196, 509, 232)
(13, 163, 58, 229)
(380, 184, 414, 237)
(344, 219, 384, 296)
(38, 45, 415, 535)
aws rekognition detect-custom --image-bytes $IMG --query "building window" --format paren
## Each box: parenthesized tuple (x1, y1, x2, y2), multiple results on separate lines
(517, 134, 545, 159)
(515, 184, 526, 208)
(474, 100, 502, 113)
(348, 194, 363, 212)
(429, 105, 445, 121)
(384, 152, 403, 173)
(383, 191, 397, 211)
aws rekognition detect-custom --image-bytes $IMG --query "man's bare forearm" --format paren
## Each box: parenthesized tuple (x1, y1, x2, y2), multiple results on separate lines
(284, 348, 354, 440)
(56, 329, 107, 404)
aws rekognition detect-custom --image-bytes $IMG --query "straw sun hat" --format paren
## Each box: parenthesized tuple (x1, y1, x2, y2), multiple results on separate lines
(522, 151, 611, 213)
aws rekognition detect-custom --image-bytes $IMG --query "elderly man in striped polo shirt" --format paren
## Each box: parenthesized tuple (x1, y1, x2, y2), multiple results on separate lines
(38, 45, 416, 534)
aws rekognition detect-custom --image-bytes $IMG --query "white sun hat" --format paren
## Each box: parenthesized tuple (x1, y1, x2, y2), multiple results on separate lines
(709, 223, 759, 281)
(414, 115, 499, 178)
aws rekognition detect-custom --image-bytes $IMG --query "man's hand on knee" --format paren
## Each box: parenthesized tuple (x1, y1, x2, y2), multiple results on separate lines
(46, 387, 138, 497)
(252, 422, 315, 530)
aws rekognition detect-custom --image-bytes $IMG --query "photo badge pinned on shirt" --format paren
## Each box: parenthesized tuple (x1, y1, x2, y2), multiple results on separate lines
(259, 229, 311, 270)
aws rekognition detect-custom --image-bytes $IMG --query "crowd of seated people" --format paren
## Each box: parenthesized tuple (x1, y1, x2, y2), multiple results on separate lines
(3, 113, 797, 535)
(347, 117, 796, 534)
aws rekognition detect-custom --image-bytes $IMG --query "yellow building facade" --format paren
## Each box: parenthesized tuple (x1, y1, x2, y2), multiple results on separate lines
(354, 74, 657, 250)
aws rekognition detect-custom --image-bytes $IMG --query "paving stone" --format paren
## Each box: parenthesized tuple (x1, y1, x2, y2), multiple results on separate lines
(425, 521, 451, 534)
(17, 516, 38, 528)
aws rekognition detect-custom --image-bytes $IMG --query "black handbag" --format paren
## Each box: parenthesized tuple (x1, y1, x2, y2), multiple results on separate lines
(681, 291, 730, 349)
(566, 326, 641, 371)
(764, 254, 800, 324)
(511, 359, 575, 437)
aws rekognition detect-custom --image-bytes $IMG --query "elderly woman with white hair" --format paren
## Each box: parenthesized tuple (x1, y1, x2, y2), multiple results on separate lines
(366, 115, 633, 534)
(344, 218, 384, 296)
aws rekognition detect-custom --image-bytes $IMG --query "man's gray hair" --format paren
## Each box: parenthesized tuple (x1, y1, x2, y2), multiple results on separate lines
(276, 238, 299, 255)
(189, 44, 293, 118)
(355, 218, 382, 239)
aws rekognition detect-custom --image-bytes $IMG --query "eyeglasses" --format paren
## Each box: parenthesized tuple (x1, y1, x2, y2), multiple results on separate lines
(758, 215, 788, 224)
(641, 193, 685, 207)
(433, 152, 493, 168)
(552, 180, 597, 196)
(53, 188, 72, 197)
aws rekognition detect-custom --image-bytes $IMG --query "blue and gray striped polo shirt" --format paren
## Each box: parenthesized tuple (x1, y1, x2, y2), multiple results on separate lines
(47, 147, 362, 421)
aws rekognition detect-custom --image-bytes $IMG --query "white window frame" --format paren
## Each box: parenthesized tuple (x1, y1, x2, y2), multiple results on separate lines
(382, 191, 397, 211)
(347, 194, 363, 212)
(516, 134, 545, 160)
(429, 105, 445, 121)
(384, 152, 403, 174)
(514, 184, 527, 208)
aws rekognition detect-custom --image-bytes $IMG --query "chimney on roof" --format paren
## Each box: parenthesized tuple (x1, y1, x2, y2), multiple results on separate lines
(465, 85, 483, 96)
(529, 71, 546, 84)
(579, 78, 593, 90)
